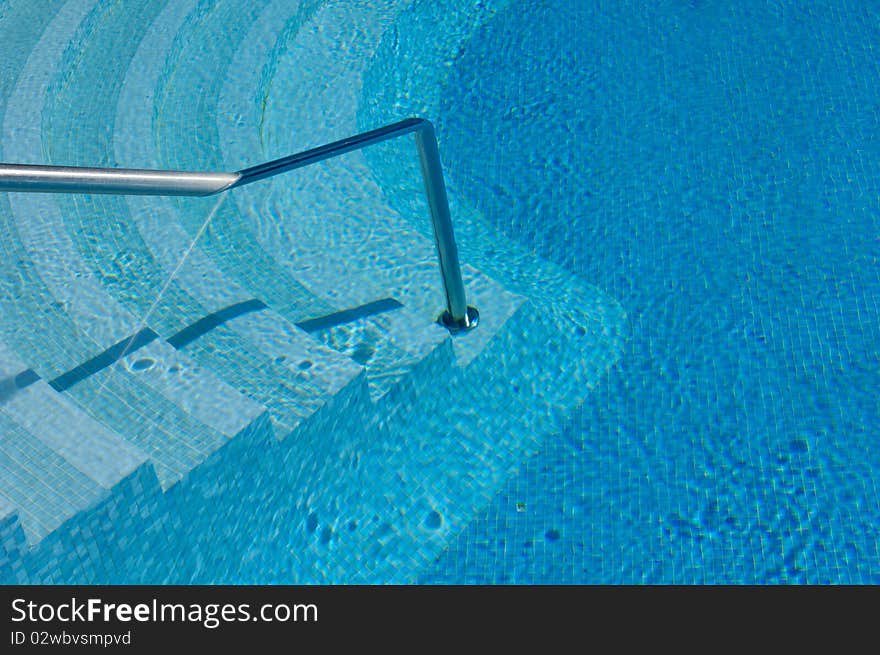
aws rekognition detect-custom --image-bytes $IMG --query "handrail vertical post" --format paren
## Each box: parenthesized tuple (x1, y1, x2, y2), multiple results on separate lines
(413, 122, 478, 331)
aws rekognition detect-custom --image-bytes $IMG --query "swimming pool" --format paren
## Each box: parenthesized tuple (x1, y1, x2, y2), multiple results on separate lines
(1, 0, 878, 584)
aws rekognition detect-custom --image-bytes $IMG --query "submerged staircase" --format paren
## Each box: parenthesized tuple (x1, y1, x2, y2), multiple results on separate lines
(0, 239, 618, 584)
(1, 264, 619, 584)
(0, 0, 626, 583)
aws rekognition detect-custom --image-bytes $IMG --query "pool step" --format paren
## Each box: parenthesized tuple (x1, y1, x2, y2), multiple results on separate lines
(3, 386, 147, 498)
(305, 301, 451, 402)
(0, 411, 103, 544)
(175, 303, 368, 442)
(0, 338, 164, 583)
(0, 339, 146, 513)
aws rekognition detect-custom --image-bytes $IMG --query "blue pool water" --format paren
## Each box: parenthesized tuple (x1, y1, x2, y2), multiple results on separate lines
(0, 0, 877, 584)
(418, 0, 880, 583)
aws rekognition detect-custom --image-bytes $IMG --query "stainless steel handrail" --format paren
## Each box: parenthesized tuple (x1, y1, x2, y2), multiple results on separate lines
(0, 117, 478, 332)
